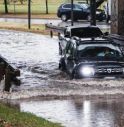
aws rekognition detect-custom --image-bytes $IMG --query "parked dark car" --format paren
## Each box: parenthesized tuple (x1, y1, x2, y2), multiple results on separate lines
(58, 26, 124, 79)
(57, 3, 106, 22)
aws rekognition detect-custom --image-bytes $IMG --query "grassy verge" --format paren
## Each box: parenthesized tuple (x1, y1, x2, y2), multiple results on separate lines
(0, 103, 62, 127)
(0, 4, 60, 14)
(0, 0, 104, 14)
(0, 13, 58, 19)
(0, 21, 110, 35)
(0, 22, 50, 35)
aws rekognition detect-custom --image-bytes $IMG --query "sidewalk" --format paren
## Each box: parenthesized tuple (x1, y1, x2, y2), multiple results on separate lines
(0, 13, 110, 35)
(0, 13, 59, 35)
(0, 13, 58, 19)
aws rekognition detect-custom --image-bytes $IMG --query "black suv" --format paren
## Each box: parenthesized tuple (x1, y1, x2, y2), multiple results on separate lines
(57, 3, 106, 22)
(59, 26, 124, 79)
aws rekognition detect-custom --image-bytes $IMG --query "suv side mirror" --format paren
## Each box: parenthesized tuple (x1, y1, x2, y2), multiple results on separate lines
(64, 31, 70, 38)
(59, 34, 64, 40)
(104, 32, 109, 36)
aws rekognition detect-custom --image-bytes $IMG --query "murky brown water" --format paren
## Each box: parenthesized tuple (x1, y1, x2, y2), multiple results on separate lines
(1, 29, 124, 127)
(0, 29, 124, 98)
(18, 98, 124, 127)
(0, 29, 60, 90)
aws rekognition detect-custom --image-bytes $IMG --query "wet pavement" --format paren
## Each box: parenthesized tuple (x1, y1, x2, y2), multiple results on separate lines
(0, 18, 60, 25)
(0, 17, 110, 29)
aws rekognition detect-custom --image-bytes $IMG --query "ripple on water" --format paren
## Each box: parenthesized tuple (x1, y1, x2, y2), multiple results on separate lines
(0, 30, 124, 96)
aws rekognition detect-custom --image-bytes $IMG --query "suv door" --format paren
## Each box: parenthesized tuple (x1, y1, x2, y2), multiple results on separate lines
(74, 4, 84, 19)
(74, 4, 89, 20)
(62, 4, 82, 20)
(62, 4, 72, 19)
(65, 42, 76, 74)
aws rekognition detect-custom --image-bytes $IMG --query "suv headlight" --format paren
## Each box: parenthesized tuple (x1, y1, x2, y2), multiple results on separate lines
(80, 66, 95, 77)
(96, 11, 101, 14)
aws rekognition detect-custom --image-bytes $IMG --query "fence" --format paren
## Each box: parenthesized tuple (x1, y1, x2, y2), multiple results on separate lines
(0, 0, 88, 14)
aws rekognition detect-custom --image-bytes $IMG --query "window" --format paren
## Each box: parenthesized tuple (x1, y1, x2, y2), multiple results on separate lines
(75, 4, 82, 9)
(78, 44, 123, 58)
(63, 4, 71, 9)
(81, 4, 89, 9)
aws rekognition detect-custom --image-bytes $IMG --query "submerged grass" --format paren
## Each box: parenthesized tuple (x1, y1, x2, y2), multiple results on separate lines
(0, 103, 62, 127)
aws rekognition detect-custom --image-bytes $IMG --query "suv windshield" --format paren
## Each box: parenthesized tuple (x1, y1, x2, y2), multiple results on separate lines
(78, 44, 123, 58)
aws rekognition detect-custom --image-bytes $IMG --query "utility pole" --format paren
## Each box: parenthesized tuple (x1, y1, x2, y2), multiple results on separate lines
(90, 0, 96, 25)
(4, 0, 8, 14)
(46, 0, 48, 14)
(28, 0, 31, 29)
(71, 0, 74, 26)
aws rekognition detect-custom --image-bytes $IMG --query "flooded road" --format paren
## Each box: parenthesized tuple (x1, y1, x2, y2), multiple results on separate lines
(15, 98, 124, 127)
(0, 29, 59, 90)
(0, 29, 124, 127)
(0, 29, 124, 99)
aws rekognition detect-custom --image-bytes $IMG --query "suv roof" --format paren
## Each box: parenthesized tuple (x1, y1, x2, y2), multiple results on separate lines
(65, 26, 103, 38)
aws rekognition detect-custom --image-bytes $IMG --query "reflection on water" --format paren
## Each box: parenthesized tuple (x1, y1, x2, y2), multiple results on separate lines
(20, 98, 124, 127)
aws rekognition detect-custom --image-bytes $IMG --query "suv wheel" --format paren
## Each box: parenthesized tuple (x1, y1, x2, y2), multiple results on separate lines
(61, 14, 68, 22)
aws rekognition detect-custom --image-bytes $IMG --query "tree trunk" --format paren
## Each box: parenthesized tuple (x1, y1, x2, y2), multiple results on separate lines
(71, 0, 74, 26)
(4, 0, 8, 14)
(28, 0, 31, 29)
(90, 0, 96, 25)
(46, 0, 48, 14)
(86, 0, 89, 4)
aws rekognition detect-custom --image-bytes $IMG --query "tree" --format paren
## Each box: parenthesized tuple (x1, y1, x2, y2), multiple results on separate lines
(28, 0, 31, 29)
(45, 0, 48, 14)
(86, 0, 89, 3)
(4, 0, 8, 14)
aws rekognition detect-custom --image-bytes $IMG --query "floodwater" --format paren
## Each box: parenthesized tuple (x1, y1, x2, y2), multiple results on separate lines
(0, 29, 124, 98)
(0, 29, 60, 90)
(0, 29, 124, 127)
(18, 98, 124, 127)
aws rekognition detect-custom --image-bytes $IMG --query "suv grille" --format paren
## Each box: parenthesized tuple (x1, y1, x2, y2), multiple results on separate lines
(97, 67, 123, 73)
